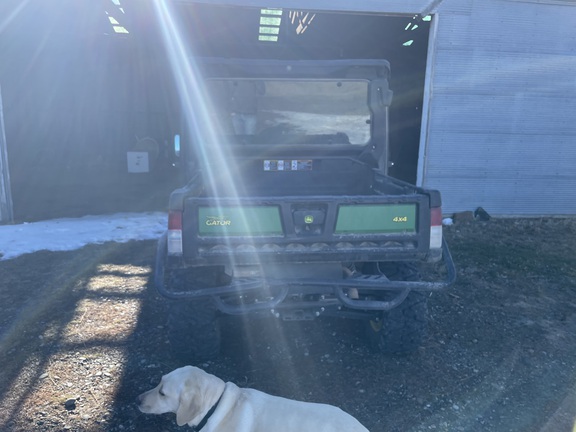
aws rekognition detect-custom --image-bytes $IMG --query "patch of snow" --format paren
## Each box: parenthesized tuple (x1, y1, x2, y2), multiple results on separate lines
(0, 212, 167, 261)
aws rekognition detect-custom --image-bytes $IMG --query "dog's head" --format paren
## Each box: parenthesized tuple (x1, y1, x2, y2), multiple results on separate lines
(137, 366, 225, 426)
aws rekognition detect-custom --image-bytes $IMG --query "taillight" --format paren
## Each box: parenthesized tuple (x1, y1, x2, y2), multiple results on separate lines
(430, 207, 443, 249)
(167, 210, 183, 255)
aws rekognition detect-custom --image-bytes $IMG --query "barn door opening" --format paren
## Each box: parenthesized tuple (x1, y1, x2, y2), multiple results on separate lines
(143, 4, 431, 184)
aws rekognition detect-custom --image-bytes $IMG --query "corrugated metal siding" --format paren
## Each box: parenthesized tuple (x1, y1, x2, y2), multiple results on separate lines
(420, 0, 576, 215)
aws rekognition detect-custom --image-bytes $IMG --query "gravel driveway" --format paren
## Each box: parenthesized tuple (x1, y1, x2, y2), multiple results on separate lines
(0, 218, 575, 431)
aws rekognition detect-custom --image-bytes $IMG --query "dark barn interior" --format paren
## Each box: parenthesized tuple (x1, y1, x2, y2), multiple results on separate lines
(0, 0, 429, 221)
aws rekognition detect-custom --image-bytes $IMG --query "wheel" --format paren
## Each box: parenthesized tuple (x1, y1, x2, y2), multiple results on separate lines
(165, 267, 227, 361)
(167, 298, 221, 361)
(364, 263, 428, 354)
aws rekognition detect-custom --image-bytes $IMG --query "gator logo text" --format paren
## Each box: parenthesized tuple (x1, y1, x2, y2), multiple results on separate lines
(206, 216, 231, 226)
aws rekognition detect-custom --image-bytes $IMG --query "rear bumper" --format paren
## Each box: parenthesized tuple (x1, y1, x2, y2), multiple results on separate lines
(154, 233, 456, 312)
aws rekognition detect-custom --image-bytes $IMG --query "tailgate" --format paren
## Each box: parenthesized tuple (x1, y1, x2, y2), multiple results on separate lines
(181, 195, 432, 265)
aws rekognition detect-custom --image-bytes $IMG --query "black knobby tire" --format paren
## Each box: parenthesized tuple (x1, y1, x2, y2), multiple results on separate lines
(364, 263, 428, 354)
(165, 267, 226, 361)
(167, 298, 221, 361)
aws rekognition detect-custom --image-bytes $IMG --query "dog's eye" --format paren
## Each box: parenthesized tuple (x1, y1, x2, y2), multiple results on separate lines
(159, 389, 166, 397)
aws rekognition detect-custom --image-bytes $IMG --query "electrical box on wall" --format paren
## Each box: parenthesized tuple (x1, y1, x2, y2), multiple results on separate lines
(127, 151, 149, 173)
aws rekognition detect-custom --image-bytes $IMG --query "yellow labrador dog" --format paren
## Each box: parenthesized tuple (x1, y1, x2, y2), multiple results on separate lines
(137, 365, 369, 432)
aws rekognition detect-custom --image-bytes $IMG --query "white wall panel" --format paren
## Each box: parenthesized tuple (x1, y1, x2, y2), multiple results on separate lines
(432, 178, 576, 215)
(420, 0, 576, 215)
(432, 51, 576, 96)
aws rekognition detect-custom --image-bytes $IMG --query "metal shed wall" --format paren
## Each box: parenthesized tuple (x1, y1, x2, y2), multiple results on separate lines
(419, 0, 576, 215)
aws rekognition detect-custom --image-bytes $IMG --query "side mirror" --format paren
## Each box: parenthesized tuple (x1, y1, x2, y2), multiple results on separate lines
(173, 134, 181, 158)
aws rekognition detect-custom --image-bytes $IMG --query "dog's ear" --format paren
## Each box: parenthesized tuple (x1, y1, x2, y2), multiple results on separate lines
(176, 385, 202, 426)
(175, 367, 224, 427)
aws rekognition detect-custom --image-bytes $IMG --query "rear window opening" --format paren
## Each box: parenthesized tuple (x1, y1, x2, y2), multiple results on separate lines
(204, 78, 371, 145)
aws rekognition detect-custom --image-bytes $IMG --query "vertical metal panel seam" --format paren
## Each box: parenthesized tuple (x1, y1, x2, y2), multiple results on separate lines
(0, 85, 14, 224)
(416, 12, 440, 187)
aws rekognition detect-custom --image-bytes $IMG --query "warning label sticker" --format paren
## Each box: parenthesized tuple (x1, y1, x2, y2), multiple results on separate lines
(263, 160, 313, 171)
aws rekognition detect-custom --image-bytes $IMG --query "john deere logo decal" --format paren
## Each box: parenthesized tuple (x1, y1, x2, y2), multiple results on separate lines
(206, 216, 231, 226)
(304, 215, 314, 224)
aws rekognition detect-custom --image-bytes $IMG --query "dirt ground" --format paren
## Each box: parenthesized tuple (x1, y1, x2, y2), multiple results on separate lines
(1, 217, 576, 432)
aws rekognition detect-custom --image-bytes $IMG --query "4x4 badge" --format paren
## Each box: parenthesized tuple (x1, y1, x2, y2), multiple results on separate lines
(304, 215, 314, 224)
